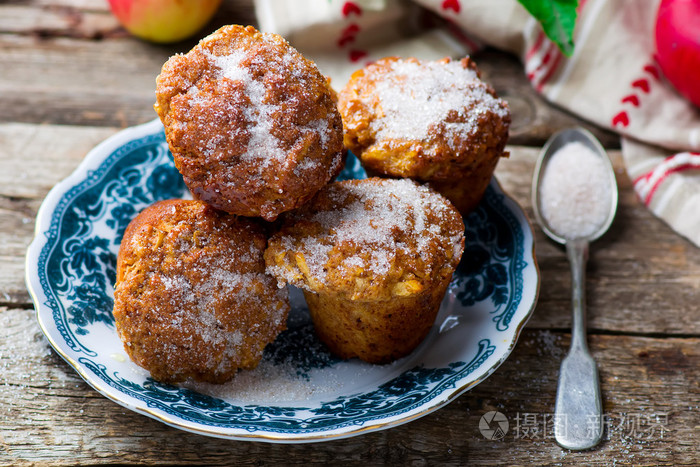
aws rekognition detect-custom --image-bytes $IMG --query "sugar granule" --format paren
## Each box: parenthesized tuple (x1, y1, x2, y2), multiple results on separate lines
(539, 141, 613, 239)
(368, 60, 509, 149)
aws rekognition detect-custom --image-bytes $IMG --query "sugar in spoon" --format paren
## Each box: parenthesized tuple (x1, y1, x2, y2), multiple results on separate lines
(531, 128, 618, 450)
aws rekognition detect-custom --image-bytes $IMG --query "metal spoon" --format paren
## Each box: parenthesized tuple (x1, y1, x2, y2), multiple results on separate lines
(531, 128, 618, 451)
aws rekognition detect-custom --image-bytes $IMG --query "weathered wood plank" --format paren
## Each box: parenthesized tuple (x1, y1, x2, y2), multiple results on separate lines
(0, 0, 255, 39)
(0, 3, 121, 39)
(0, 307, 696, 465)
(0, 34, 173, 127)
(0, 200, 35, 305)
(0, 123, 118, 199)
(0, 123, 117, 305)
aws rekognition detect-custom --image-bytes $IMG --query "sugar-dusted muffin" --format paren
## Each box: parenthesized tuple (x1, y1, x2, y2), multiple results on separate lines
(338, 56, 511, 214)
(264, 178, 465, 363)
(113, 199, 289, 384)
(154, 25, 344, 221)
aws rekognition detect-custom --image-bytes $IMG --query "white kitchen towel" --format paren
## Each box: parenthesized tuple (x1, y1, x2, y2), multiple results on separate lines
(255, 0, 700, 246)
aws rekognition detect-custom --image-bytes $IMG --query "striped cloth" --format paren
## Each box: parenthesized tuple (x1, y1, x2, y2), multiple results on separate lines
(255, 0, 700, 247)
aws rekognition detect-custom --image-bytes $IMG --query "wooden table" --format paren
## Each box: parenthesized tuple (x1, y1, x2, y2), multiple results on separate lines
(1, 1, 698, 465)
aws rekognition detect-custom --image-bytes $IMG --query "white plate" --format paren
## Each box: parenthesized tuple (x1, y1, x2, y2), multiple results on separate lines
(26, 119, 539, 443)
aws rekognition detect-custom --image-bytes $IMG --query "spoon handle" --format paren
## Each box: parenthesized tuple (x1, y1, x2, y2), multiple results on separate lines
(554, 239, 603, 450)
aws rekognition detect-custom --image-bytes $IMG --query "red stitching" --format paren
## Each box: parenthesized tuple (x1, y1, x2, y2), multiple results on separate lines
(632, 79, 650, 93)
(441, 0, 461, 13)
(349, 49, 368, 62)
(612, 111, 629, 128)
(340, 23, 359, 38)
(337, 23, 359, 47)
(621, 95, 640, 107)
(610, 62, 658, 129)
(643, 64, 660, 80)
(342, 1, 362, 17)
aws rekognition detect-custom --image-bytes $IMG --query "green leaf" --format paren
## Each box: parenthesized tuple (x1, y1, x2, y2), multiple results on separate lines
(518, 0, 579, 56)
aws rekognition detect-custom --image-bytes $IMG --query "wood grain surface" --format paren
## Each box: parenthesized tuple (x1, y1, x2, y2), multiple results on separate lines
(1, 1, 698, 465)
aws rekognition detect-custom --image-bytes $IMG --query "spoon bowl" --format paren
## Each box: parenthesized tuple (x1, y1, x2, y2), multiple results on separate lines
(531, 127, 618, 244)
(532, 127, 618, 451)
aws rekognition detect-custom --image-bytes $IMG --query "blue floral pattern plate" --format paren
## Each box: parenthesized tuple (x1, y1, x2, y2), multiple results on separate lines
(26, 119, 539, 442)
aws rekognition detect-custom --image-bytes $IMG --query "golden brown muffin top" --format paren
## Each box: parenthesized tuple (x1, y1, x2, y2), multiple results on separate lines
(154, 25, 344, 221)
(114, 199, 288, 383)
(338, 56, 511, 180)
(265, 178, 465, 300)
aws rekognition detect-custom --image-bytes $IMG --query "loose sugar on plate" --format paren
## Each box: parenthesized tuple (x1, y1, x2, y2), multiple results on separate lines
(538, 141, 613, 239)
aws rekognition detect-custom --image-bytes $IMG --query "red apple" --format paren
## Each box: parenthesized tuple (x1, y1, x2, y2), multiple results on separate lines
(108, 0, 223, 44)
(655, 0, 700, 107)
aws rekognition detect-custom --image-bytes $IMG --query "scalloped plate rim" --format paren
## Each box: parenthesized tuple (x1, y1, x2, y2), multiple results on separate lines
(25, 118, 540, 443)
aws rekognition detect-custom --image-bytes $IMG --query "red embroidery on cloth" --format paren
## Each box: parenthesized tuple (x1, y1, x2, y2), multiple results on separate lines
(610, 62, 658, 128)
(349, 49, 368, 62)
(337, 23, 359, 46)
(342, 1, 362, 17)
(612, 111, 630, 128)
(621, 95, 640, 107)
(337, 3, 366, 65)
(633, 152, 700, 206)
(441, 0, 461, 13)
(643, 64, 660, 80)
(632, 79, 650, 93)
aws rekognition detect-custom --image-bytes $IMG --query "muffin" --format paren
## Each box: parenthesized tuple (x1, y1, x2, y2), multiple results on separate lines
(264, 178, 465, 364)
(338, 56, 511, 214)
(154, 25, 344, 221)
(113, 199, 289, 384)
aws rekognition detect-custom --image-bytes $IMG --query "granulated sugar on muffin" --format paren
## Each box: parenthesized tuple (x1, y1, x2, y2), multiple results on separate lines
(338, 56, 511, 214)
(265, 178, 465, 363)
(113, 199, 289, 384)
(155, 25, 344, 221)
